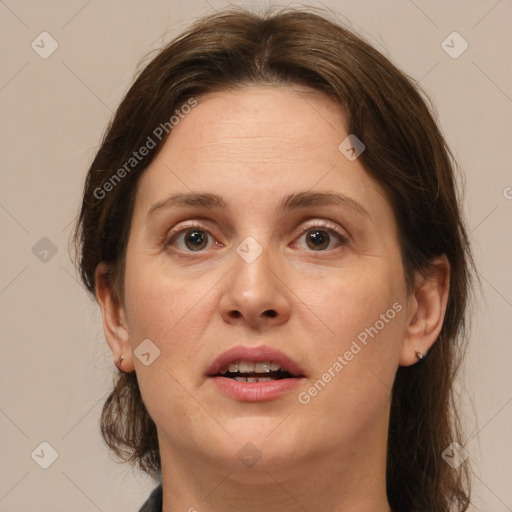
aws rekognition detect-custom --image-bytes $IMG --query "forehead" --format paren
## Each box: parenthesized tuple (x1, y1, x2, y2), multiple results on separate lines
(176, 85, 346, 163)
(133, 85, 391, 226)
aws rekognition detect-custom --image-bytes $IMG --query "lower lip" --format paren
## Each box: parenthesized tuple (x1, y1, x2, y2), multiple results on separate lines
(209, 376, 304, 402)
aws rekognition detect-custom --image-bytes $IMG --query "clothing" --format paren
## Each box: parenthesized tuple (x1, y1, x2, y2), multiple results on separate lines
(137, 484, 163, 512)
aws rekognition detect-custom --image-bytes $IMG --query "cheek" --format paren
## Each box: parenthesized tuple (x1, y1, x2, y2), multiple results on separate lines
(296, 261, 405, 410)
(122, 255, 217, 427)
(302, 259, 405, 348)
(123, 252, 217, 358)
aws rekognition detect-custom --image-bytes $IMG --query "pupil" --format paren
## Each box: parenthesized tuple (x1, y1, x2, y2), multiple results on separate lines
(306, 230, 329, 250)
(185, 230, 207, 250)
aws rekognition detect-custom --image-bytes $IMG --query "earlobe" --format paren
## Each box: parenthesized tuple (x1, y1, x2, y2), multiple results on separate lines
(95, 262, 135, 372)
(399, 256, 450, 366)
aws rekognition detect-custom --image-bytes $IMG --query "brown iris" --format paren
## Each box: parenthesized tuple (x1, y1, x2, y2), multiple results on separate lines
(305, 229, 330, 250)
(184, 230, 208, 251)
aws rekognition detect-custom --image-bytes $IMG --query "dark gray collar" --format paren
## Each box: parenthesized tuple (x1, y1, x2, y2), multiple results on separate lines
(138, 484, 162, 512)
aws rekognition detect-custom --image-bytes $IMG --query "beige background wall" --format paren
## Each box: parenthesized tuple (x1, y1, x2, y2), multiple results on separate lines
(0, 0, 511, 510)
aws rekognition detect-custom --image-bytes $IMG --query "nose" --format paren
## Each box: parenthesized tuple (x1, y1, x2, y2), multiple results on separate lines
(219, 246, 291, 329)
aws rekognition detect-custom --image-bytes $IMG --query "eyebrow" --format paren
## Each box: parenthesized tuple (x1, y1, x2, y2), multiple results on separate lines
(281, 191, 370, 218)
(146, 191, 369, 219)
(146, 193, 229, 219)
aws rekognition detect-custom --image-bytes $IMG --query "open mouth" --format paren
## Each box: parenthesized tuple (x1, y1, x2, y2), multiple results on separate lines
(216, 361, 298, 382)
(206, 346, 305, 401)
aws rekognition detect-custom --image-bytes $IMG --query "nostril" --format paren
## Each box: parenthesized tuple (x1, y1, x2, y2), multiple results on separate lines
(264, 310, 277, 318)
(230, 310, 242, 319)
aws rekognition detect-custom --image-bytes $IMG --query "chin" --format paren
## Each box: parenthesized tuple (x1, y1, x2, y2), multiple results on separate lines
(216, 418, 312, 470)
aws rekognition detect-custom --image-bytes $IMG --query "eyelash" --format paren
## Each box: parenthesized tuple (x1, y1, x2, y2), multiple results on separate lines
(163, 220, 348, 253)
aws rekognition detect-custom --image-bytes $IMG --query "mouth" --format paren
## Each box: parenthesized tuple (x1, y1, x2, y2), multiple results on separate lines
(207, 345, 306, 380)
(216, 360, 299, 382)
(206, 345, 306, 402)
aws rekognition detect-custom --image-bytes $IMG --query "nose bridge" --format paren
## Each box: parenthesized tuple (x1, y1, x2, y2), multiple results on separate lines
(235, 243, 273, 296)
(220, 235, 290, 326)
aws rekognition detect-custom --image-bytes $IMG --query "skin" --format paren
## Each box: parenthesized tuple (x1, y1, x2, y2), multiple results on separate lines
(96, 85, 450, 512)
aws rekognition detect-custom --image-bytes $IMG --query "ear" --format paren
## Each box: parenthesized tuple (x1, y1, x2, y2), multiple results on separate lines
(95, 262, 135, 372)
(399, 255, 450, 366)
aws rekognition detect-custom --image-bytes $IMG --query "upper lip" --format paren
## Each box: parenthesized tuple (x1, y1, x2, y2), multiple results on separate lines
(206, 345, 306, 377)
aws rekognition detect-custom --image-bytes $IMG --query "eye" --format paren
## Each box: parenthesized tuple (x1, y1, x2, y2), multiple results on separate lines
(294, 223, 347, 252)
(164, 224, 218, 252)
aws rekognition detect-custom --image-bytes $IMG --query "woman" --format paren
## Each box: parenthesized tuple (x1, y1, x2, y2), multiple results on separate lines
(73, 6, 473, 511)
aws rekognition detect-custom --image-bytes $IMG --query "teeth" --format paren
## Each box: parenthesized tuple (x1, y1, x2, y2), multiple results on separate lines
(233, 376, 275, 382)
(254, 362, 271, 373)
(238, 361, 255, 373)
(219, 361, 292, 376)
(220, 360, 287, 375)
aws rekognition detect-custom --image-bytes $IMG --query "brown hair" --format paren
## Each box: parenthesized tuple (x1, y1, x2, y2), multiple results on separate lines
(73, 6, 473, 511)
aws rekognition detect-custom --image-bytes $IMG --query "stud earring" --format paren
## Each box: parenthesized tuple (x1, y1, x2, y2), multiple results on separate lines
(115, 354, 125, 372)
(416, 352, 425, 361)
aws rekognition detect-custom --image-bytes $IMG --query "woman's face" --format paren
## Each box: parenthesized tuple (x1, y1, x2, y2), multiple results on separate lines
(120, 85, 415, 476)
